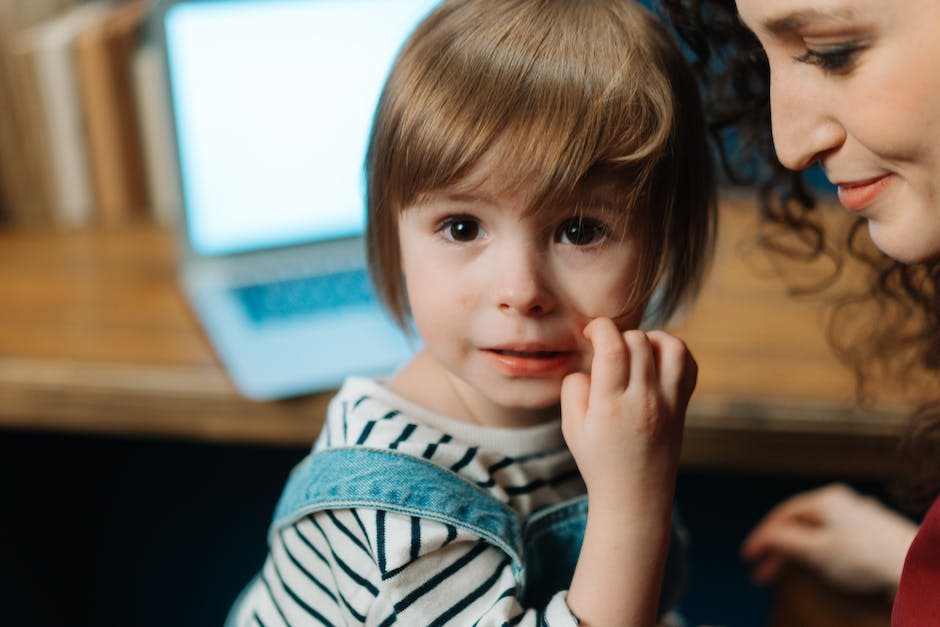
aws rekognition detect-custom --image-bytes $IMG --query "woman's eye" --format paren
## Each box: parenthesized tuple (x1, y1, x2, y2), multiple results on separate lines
(441, 217, 482, 242)
(557, 217, 606, 247)
(795, 44, 861, 73)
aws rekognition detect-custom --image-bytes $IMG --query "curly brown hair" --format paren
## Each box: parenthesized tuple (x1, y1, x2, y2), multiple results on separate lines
(657, 0, 940, 514)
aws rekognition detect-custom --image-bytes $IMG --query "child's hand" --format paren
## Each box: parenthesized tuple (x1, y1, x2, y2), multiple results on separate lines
(561, 318, 697, 625)
(560, 317, 697, 512)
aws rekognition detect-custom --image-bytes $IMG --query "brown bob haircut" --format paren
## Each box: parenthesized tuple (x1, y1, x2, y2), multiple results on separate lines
(366, 0, 716, 330)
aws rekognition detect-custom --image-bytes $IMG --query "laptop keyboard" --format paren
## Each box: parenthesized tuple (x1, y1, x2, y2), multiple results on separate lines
(233, 268, 378, 324)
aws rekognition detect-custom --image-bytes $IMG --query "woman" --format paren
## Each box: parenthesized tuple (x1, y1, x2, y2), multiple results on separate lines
(659, 0, 940, 622)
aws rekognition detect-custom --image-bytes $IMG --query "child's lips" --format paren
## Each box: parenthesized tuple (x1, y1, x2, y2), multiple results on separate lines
(481, 346, 575, 376)
(491, 348, 563, 357)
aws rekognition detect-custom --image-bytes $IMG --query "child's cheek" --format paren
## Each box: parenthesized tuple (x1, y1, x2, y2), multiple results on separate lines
(569, 299, 643, 331)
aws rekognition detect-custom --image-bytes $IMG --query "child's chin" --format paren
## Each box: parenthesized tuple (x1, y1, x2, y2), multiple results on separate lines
(490, 384, 562, 413)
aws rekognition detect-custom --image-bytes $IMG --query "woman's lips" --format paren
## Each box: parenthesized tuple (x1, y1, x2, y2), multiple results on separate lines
(836, 174, 892, 212)
(482, 348, 574, 377)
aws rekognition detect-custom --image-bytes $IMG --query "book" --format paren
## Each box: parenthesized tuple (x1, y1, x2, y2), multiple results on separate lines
(0, 0, 78, 31)
(0, 15, 55, 225)
(132, 43, 182, 226)
(74, 0, 150, 227)
(12, 1, 114, 228)
(0, 0, 80, 226)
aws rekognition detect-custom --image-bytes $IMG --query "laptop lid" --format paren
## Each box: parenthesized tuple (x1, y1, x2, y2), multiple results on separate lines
(154, 0, 432, 399)
(159, 0, 441, 258)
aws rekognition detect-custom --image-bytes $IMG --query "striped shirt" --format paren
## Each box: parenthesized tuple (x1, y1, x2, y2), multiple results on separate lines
(229, 377, 590, 626)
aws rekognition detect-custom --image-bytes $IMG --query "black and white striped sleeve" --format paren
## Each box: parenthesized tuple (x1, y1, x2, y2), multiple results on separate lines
(228, 508, 580, 626)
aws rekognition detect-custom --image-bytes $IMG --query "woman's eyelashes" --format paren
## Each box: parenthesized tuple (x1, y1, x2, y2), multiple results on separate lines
(795, 42, 865, 73)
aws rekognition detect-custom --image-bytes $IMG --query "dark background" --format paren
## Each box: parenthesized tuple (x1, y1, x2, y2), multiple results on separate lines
(0, 428, 885, 627)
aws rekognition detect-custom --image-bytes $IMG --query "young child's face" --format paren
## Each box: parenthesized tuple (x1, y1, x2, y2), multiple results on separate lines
(398, 158, 644, 421)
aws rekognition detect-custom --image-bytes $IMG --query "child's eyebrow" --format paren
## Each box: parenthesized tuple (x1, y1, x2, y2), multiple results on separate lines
(577, 185, 623, 208)
(444, 191, 488, 203)
(427, 189, 500, 207)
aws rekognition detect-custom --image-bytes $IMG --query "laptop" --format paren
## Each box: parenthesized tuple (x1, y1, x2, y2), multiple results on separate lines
(157, 0, 439, 400)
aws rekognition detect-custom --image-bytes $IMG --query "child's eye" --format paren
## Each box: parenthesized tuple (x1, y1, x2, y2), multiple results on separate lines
(795, 43, 863, 73)
(556, 217, 607, 247)
(439, 216, 482, 242)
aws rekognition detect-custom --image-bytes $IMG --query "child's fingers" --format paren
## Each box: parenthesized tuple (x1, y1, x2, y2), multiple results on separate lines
(646, 331, 697, 409)
(582, 318, 629, 404)
(622, 329, 656, 389)
(561, 372, 590, 424)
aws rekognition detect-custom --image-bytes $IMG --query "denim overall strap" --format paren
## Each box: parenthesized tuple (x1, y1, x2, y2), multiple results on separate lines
(271, 447, 526, 578)
(521, 495, 686, 615)
(270, 446, 684, 616)
(521, 496, 588, 608)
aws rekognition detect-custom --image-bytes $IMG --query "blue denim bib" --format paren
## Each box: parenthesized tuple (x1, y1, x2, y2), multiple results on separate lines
(271, 446, 685, 614)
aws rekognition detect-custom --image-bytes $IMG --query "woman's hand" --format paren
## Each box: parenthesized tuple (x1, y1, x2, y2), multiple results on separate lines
(742, 483, 918, 596)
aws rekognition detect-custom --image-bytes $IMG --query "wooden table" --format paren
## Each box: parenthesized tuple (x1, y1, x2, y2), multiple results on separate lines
(0, 199, 914, 476)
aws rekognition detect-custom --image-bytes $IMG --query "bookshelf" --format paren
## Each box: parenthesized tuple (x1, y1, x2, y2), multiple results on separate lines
(0, 0, 179, 230)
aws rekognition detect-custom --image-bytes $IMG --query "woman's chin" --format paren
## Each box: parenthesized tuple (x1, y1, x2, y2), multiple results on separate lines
(868, 223, 940, 265)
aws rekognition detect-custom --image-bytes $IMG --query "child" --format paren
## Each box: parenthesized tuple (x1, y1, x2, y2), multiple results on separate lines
(228, 0, 715, 624)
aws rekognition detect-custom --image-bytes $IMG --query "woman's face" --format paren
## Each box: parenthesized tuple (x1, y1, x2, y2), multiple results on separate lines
(736, 0, 940, 263)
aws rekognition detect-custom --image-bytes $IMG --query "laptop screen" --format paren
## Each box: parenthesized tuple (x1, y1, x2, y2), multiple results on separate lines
(163, 0, 441, 257)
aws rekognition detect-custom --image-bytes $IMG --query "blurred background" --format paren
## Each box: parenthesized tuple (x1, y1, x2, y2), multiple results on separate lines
(0, 0, 916, 625)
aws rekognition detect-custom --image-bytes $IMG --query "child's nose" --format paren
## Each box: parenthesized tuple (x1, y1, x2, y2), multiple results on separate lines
(494, 245, 554, 316)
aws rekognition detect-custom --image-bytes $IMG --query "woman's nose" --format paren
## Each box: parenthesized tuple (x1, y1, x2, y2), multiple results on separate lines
(769, 68, 846, 171)
(494, 245, 555, 317)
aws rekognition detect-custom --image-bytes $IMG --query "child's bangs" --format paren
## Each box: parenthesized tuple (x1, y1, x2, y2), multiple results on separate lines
(384, 0, 679, 229)
(487, 83, 676, 242)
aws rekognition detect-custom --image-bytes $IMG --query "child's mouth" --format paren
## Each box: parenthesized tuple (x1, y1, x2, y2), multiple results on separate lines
(492, 349, 562, 358)
(483, 348, 574, 376)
